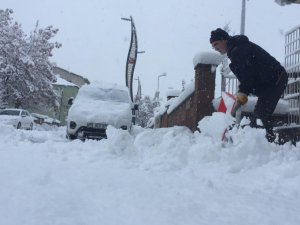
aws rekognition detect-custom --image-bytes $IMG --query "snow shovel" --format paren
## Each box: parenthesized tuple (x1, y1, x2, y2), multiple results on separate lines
(221, 101, 242, 143)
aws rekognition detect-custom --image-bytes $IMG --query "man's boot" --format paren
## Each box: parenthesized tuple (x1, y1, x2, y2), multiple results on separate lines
(266, 128, 276, 143)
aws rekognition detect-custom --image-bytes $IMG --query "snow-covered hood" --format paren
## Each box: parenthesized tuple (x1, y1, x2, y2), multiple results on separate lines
(67, 99, 132, 128)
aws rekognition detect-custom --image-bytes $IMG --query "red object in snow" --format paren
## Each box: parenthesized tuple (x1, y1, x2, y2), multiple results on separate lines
(217, 92, 236, 113)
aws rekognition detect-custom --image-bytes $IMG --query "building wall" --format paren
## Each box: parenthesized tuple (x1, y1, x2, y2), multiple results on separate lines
(50, 66, 90, 125)
(284, 26, 300, 124)
(52, 84, 79, 125)
(33, 66, 87, 125)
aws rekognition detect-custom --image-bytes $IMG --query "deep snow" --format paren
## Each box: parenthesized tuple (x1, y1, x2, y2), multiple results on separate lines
(0, 118, 300, 225)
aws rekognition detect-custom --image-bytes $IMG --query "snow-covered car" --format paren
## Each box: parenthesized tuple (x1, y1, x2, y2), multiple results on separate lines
(0, 108, 34, 130)
(31, 113, 61, 126)
(66, 81, 135, 140)
(31, 113, 45, 125)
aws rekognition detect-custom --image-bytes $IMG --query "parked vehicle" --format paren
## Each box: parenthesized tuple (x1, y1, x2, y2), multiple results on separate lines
(31, 113, 45, 125)
(66, 81, 136, 140)
(31, 113, 61, 126)
(0, 108, 34, 130)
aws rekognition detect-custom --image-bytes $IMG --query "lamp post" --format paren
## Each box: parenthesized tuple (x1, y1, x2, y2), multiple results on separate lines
(157, 72, 167, 100)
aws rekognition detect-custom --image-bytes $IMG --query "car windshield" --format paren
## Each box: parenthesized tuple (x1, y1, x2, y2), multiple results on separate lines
(0, 110, 20, 116)
(82, 87, 130, 103)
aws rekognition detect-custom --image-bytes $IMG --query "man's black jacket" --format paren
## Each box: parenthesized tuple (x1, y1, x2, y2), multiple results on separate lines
(227, 35, 285, 96)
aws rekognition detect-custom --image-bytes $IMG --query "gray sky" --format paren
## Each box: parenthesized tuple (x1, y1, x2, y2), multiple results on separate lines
(2, 0, 300, 97)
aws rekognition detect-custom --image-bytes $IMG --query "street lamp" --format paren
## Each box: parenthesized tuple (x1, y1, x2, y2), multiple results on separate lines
(121, 17, 131, 21)
(157, 72, 167, 100)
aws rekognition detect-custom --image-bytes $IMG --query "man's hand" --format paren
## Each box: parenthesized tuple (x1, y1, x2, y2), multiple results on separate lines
(231, 101, 241, 117)
(236, 92, 248, 105)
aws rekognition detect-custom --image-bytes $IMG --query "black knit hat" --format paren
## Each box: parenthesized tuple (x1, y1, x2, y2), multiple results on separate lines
(210, 28, 229, 43)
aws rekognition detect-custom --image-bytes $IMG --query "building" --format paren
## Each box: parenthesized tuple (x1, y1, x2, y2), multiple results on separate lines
(52, 77, 79, 125)
(52, 67, 90, 125)
(284, 26, 300, 124)
(53, 66, 90, 87)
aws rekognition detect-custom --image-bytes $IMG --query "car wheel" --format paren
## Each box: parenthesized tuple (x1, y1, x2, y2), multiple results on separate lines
(66, 133, 77, 140)
(17, 122, 21, 129)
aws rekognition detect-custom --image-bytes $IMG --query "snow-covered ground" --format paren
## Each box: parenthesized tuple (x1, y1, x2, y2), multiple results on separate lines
(0, 117, 300, 225)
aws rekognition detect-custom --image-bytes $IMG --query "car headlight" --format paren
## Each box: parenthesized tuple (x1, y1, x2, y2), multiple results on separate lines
(70, 121, 77, 129)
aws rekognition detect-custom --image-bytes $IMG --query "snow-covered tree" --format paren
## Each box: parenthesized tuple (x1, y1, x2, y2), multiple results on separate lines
(0, 9, 61, 111)
(136, 96, 159, 127)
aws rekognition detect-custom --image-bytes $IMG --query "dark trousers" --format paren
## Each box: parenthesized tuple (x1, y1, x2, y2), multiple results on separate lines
(250, 71, 288, 142)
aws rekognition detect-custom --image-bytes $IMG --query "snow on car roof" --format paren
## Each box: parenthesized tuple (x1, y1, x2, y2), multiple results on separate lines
(67, 81, 133, 125)
(77, 81, 131, 103)
(80, 81, 129, 92)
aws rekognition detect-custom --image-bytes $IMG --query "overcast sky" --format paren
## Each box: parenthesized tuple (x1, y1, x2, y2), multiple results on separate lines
(2, 0, 300, 97)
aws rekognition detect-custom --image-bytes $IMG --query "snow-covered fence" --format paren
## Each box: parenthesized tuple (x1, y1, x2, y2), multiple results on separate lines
(284, 78, 300, 124)
(220, 57, 238, 94)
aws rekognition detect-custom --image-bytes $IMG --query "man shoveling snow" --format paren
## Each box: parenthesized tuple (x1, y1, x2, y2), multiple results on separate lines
(210, 28, 288, 143)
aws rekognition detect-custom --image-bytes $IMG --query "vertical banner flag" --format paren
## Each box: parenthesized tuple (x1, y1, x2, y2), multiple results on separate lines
(135, 77, 141, 103)
(125, 16, 138, 102)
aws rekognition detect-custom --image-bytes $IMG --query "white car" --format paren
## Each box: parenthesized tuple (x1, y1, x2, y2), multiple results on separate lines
(66, 81, 136, 140)
(0, 108, 34, 130)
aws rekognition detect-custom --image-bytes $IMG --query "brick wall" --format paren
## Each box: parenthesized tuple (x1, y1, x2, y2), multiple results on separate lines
(160, 63, 216, 131)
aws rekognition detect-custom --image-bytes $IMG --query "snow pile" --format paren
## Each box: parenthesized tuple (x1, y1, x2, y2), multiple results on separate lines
(213, 95, 289, 115)
(193, 51, 223, 67)
(165, 89, 181, 98)
(198, 112, 231, 141)
(0, 117, 300, 225)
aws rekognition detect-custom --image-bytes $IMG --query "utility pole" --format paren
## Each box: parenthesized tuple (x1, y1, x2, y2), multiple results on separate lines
(240, 0, 246, 35)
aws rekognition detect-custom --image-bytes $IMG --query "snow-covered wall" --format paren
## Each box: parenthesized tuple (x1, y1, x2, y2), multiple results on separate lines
(166, 52, 222, 115)
(167, 82, 195, 114)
